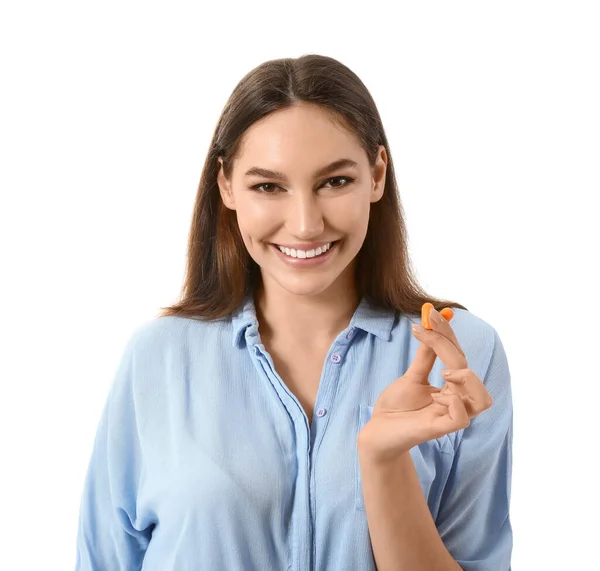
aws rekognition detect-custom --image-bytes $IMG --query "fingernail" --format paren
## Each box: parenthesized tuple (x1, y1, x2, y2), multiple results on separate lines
(442, 370, 452, 377)
(412, 324, 424, 333)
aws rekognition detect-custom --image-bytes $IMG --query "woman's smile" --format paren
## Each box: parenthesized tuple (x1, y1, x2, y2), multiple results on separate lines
(270, 240, 340, 267)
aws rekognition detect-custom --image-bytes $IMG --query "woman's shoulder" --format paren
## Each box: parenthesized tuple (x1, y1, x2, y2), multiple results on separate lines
(445, 306, 497, 339)
(124, 313, 231, 356)
(112, 315, 234, 400)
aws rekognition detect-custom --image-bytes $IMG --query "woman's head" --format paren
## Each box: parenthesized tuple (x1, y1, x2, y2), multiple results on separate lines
(159, 54, 467, 320)
(216, 101, 387, 302)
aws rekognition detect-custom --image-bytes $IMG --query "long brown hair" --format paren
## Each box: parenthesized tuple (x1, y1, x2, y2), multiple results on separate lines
(158, 54, 468, 321)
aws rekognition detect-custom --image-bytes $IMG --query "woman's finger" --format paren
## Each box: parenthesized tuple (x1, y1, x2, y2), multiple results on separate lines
(412, 323, 468, 372)
(405, 333, 437, 381)
(430, 393, 470, 432)
(425, 306, 466, 359)
(441, 368, 494, 416)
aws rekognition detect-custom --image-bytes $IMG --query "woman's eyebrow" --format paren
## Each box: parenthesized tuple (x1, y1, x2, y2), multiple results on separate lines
(244, 158, 359, 182)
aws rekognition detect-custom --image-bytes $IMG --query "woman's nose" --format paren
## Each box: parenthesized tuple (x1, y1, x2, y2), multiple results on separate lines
(285, 193, 325, 237)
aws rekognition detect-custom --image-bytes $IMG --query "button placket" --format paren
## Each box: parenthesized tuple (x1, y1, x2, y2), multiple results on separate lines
(313, 345, 344, 420)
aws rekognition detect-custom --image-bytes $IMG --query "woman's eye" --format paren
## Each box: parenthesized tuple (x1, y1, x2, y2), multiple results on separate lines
(323, 176, 353, 188)
(251, 182, 280, 194)
(250, 176, 354, 194)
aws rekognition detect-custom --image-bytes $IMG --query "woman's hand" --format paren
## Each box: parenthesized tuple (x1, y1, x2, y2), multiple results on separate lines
(357, 305, 493, 464)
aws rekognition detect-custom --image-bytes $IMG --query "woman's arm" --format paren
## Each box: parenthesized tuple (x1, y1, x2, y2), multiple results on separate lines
(358, 326, 513, 571)
(434, 328, 513, 569)
(74, 335, 153, 570)
(358, 447, 462, 570)
(358, 330, 513, 571)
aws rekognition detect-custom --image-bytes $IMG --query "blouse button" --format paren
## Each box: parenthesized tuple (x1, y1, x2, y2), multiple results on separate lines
(346, 328, 355, 339)
(330, 353, 342, 364)
(316, 407, 327, 417)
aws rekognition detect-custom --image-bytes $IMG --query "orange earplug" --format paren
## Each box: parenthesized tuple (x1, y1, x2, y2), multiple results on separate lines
(421, 303, 454, 330)
(440, 308, 454, 322)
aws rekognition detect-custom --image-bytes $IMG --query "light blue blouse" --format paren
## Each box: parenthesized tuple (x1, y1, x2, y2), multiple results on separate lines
(74, 295, 513, 570)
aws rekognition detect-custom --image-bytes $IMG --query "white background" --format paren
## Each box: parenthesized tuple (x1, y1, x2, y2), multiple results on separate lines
(1, 1, 598, 569)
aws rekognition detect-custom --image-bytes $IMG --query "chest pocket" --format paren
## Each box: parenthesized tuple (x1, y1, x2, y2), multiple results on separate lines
(354, 403, 454, 511)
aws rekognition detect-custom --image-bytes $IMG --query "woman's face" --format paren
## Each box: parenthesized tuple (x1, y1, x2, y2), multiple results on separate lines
(218, 102, 387, 299)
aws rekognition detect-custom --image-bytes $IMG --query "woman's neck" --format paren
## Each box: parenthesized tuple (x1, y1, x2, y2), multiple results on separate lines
(254, 281, 360, 348)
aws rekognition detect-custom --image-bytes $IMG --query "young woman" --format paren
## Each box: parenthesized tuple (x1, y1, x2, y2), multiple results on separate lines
(75, 54, 513, 571)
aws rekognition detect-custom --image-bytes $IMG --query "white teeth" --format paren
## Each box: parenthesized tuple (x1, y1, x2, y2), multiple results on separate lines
(277, 242, 333, 258)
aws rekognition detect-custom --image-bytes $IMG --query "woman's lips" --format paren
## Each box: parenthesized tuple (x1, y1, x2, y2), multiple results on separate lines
(270, 240, 339, 265)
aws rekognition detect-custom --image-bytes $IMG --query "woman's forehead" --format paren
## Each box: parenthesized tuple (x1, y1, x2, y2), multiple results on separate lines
(235, 112, 364, 175)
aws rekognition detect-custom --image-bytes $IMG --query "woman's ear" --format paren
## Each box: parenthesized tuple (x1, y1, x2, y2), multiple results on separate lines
(370, 145, 387, 203)
(217, 157, 236, 210)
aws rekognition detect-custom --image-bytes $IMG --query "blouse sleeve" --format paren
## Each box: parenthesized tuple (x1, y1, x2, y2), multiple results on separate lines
(74, 333, 153, 570)
(436, 327, 513, 570)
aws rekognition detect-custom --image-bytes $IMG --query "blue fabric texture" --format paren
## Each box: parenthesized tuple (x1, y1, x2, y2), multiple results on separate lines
(74, 295, 513, 570)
